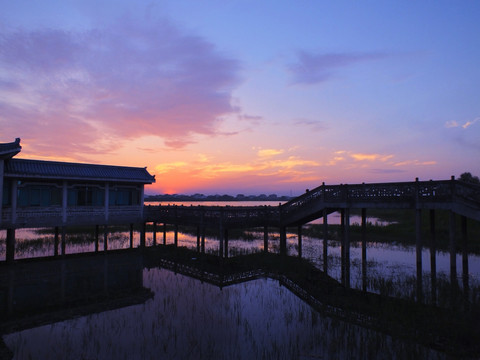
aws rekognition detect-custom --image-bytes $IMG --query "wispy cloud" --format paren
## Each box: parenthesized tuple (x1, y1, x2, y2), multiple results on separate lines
(293, 118, 327, 131)
(0, 18, 241, 157)
(350, 153, 394, 162)
(257, 148, 284, 157)
(288, 51, 387, 85)
(445, 117, 480, 129)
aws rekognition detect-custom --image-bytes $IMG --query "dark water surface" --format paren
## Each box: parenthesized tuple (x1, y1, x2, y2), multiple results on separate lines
(1, 203, 479, 359)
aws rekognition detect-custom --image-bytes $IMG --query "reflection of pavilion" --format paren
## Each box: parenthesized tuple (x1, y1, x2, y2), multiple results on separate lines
(0, 250, 152, 334)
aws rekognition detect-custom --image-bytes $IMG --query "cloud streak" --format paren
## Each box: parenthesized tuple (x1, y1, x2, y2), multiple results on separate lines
(288, 51, 387, 85)
(0, 17, 241, 157)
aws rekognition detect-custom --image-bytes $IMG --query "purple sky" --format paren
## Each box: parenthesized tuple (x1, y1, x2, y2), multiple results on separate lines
(1, 1, 479, 195)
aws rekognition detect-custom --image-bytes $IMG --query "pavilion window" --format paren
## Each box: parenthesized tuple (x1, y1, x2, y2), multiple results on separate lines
(109, 187, 140, 206)
(2, 179, 11, 206)
(17, 185, 62, 207)
(68, 186, 104, 206)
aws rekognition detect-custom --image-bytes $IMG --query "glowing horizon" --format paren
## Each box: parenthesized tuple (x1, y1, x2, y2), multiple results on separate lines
(1, 1, 479, 196)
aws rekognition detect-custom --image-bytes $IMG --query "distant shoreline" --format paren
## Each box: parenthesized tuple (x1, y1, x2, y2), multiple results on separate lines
(145, 194, 293, 202)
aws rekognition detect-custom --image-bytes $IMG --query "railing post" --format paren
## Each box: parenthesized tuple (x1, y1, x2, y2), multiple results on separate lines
(321, 182, 325, 203)
(430, 209, 437, 304)
(322, 208, 328, 273)
(361, 208, 367, 292)
(297, 225, 302, 258)
(264, 225, 268, 253)
(415, 177, 423, 302)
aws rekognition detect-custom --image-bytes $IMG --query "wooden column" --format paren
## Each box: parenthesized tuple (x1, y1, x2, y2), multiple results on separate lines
(153, 222, 157, 247)
(6, 228, 15, 264)
(361, 208, 367, 292)
(429, 209, 437, 304)
(449, 211, 457, 288)
(11, 180, 17, 225)
(0, 159, 4, 227)
(340, 208, 345, 285)
(415, 208, 423, 302)
(323, 209, 328, 273)
(344, 208, 350, 289)
(174, 223, 178, 247)
(62, 181, 67, 224)
(163, 223, 167, 245)
(201, 226, 205, 253)
(61, 226, 66, 256)
(95, 225, 99, 252)
(54, 227, 59, 257)
(297, 225, 302, 258)
(196, 225, 200, 252)
(279, 226, 287, 256)
(224, 228, 229, 259)
(461, 216, 469, 299)
(140, 222, 146, 248)
(104, 183, 109, 223)
(103, 226, 108, 251)
(263, 225, 268, 253)
(129, 223, 134, 248)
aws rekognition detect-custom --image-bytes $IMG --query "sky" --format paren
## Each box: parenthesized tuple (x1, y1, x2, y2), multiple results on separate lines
(1, 1, 479, 196)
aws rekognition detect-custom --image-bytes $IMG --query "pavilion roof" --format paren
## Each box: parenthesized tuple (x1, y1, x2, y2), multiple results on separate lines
(4, 158, 155, 184)
(0, 138, 22, 160)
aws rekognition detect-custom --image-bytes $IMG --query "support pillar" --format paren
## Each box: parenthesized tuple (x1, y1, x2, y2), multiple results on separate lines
(219, 225, 224, 259)
(297, 225, 302, 258)
(140, 222, 146, 248)
(430, 209, 437, 304)
(95, 225, 99, 252)
(196, 226, 201, 252)
(163, 223, 167, 245)
(103, 226, 108, 252)
(224, 229, 229, 259)
(279, 226, 287, 256)
(129, 223, 134, 248)
(6, 228, 15, 264)
(449, 211, 457, 290)
(461, 216, 469, 300)
(153, 222, 157, 247)
(174, 223, 178, 247)
(340, 208, 345, 285)
(344, 208, 350, 289)
(61, 227, 66, 256)
(415, 208, 423, 302)
(323, 209, 328, 273)
(54, 226, 59, 257)
(361, 208, 367, 292)
(264, 225, 268, 253)
(0, 159, 4, 227)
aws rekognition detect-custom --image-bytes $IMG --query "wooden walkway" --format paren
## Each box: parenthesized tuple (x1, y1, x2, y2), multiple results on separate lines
(145, 178, 480, 229)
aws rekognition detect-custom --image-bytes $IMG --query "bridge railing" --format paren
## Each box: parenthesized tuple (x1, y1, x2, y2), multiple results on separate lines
(281, 179, 480, 219)
(145, 205, 281, 227)
(455, 181, 480, 208)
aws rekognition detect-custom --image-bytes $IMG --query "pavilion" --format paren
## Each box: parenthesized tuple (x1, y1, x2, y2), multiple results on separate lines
(0, 138, 155, 261)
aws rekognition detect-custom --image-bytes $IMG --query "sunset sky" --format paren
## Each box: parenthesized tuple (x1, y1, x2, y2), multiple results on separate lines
(1, 1, 479, 195)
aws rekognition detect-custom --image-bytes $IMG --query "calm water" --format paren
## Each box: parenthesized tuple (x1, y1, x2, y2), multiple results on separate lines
(1, 202, 479, 358)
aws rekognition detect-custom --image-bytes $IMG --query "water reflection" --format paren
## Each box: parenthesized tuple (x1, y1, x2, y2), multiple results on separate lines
(3, 253, 454, 360)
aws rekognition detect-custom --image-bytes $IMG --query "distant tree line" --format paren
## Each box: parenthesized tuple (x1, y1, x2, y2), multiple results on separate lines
(145, 193, 293, 202)
(459, 172, 480, 184)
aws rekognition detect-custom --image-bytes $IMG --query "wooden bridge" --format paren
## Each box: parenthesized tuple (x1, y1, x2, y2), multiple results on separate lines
(142, 177, 480, 298)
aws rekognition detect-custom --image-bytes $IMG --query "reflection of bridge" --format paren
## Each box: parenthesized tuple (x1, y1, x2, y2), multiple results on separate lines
(144, 247, 480, 358)
(1, 247, 479, 357)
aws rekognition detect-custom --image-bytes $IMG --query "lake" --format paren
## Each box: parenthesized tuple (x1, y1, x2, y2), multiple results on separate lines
(0, 201, 479, 358)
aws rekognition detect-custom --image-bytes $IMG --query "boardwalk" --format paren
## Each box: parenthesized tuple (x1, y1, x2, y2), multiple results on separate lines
(144, 178, 480, 228)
